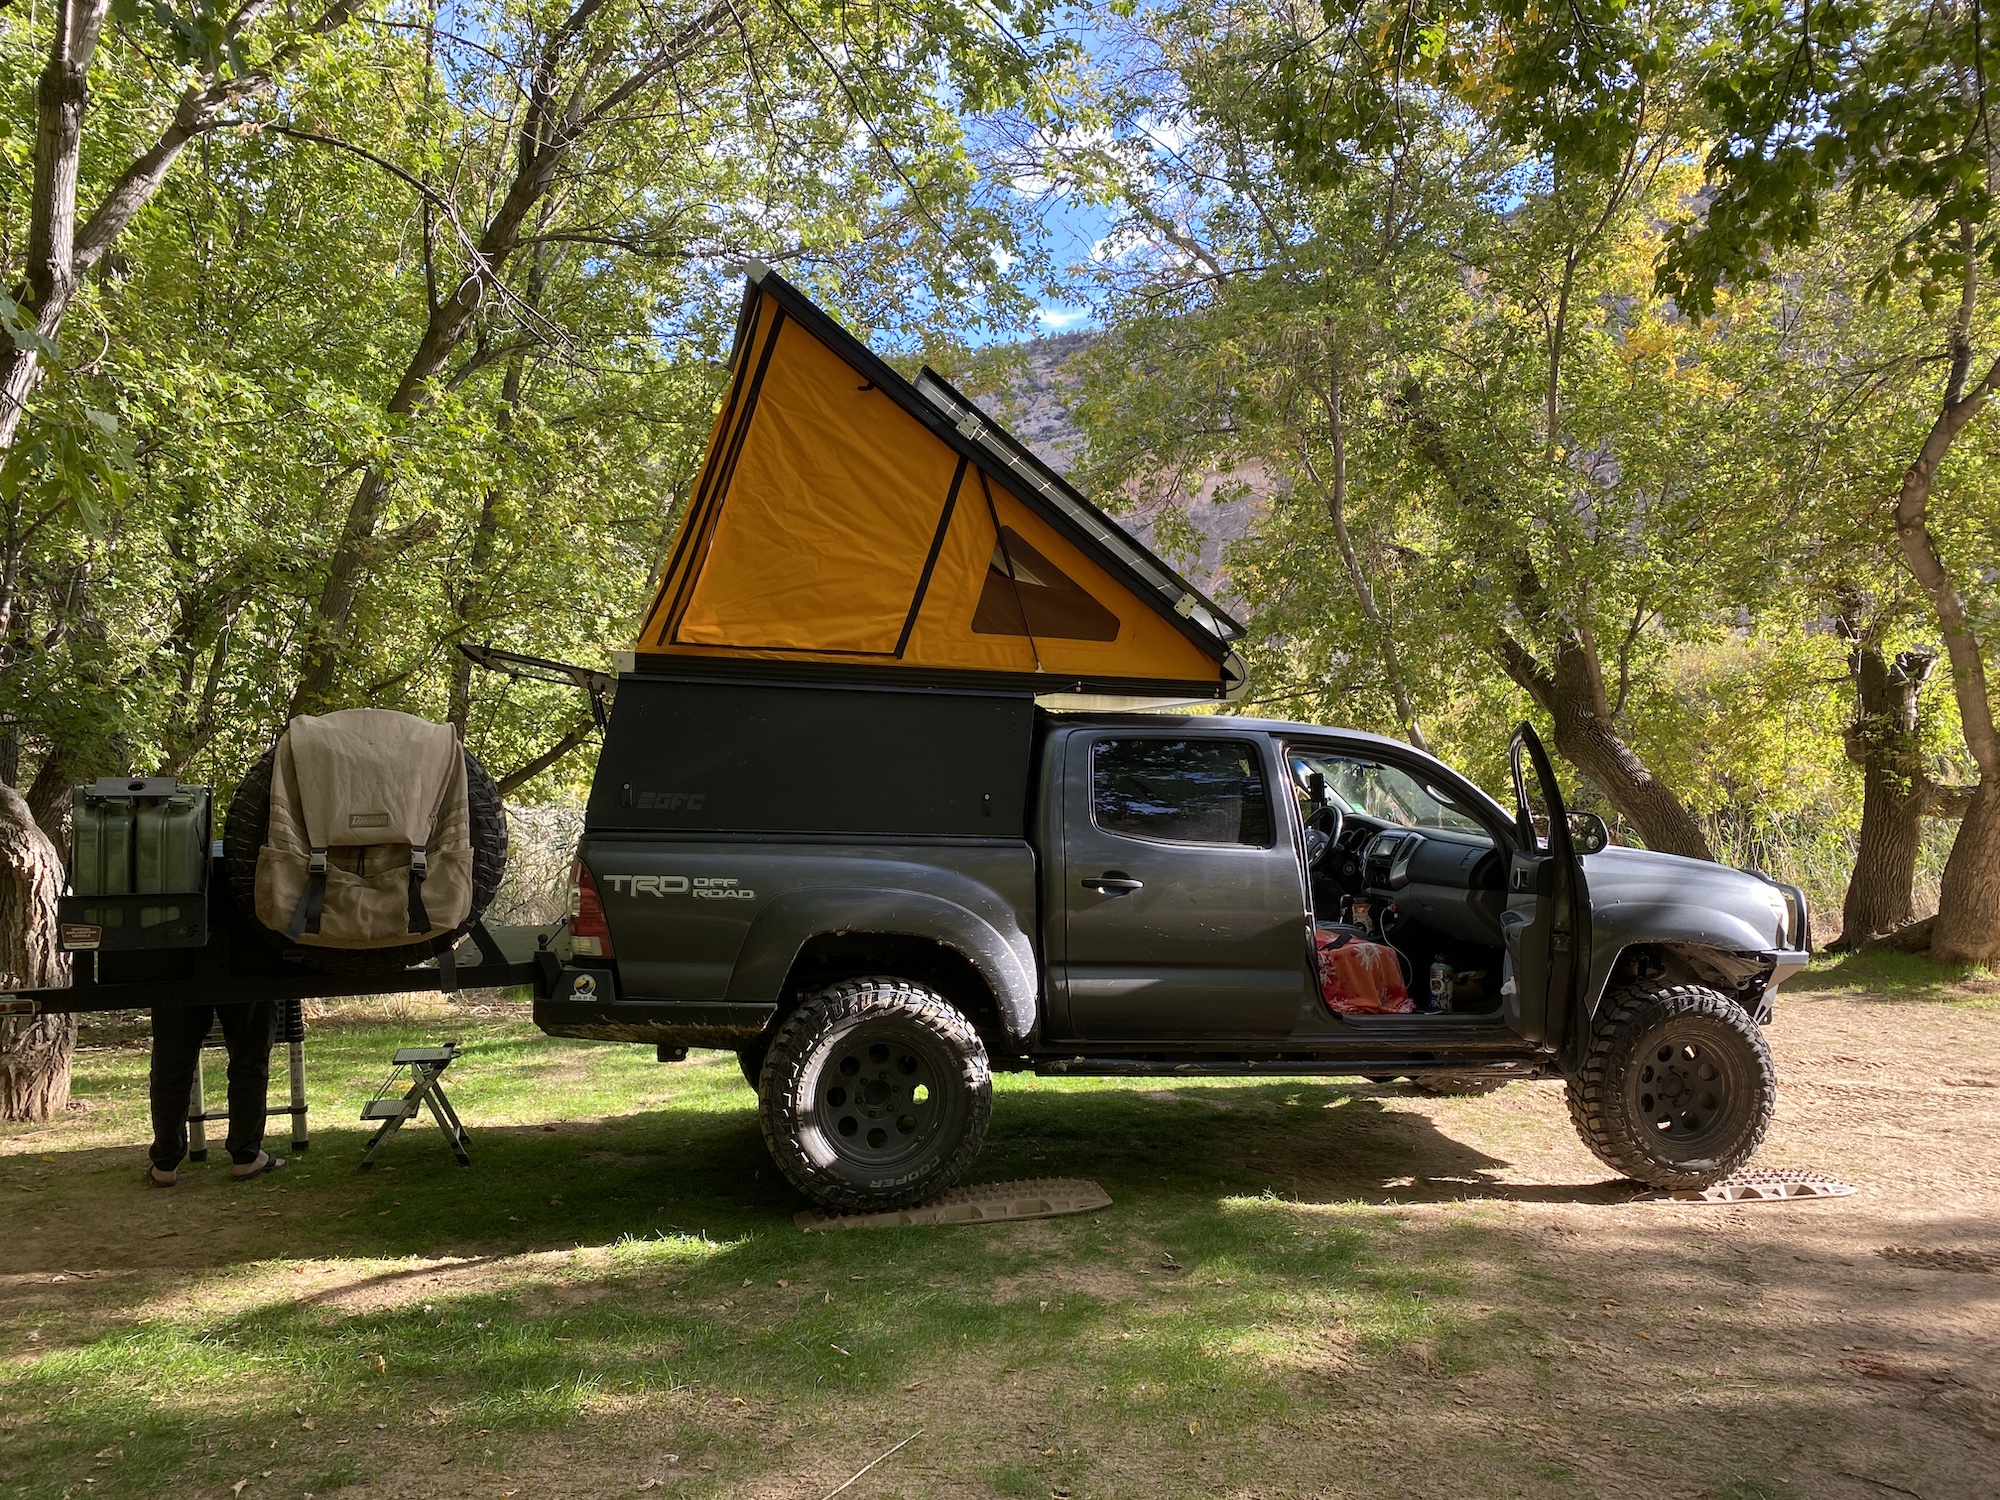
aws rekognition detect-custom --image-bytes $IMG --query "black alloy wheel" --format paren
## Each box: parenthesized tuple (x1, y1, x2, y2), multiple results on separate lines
(759, 977, 991, 1212)
(1567, 982, 1775, 1189)
(1625, 1033, 1744, 1148)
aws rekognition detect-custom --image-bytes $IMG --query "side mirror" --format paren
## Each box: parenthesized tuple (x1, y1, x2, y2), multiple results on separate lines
(1567, 812, 1609, 855)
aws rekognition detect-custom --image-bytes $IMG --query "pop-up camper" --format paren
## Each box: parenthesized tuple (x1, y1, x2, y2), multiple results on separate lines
(632, 266, 1246, 702)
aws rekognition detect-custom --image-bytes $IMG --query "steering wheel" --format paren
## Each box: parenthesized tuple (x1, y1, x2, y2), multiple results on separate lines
(1302, 803, 1345, 870)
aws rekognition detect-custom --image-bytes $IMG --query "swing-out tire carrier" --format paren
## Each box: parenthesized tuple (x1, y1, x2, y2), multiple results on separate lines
(1, 859, 545, 1015)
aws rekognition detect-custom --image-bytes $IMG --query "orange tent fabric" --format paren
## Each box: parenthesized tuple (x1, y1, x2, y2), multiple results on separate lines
(636, 270, 1245, 699)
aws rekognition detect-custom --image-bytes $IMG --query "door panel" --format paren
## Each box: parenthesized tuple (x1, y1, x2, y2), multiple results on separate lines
(1056, 733, 1311, 1040)
(1499, 724, 1590, 1050)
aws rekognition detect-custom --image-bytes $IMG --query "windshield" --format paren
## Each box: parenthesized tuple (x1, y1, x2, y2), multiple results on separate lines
(1288, 748, 1488, 835)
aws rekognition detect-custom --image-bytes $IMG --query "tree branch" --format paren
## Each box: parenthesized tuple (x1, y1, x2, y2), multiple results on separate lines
(496, 714, 598, 796)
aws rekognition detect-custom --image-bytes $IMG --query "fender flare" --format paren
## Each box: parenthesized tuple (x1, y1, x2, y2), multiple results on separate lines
(1584, 901, 1779, 1011)
(724, 885, 1038, 1043)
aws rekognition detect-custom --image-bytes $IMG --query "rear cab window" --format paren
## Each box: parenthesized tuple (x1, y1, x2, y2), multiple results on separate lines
(1090, 738, 1274, 847)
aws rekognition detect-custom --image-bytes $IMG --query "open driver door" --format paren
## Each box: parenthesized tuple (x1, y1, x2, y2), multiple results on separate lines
(1499, 723, 1594, 1057)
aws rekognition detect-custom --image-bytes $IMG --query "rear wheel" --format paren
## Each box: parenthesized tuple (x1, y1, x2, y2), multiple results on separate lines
(1566, 983, 1774, 1189)
(759, 977, 991, 1213)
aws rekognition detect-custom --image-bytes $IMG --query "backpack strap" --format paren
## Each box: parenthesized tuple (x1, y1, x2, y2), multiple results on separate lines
(407, 846, 431, 934)
(287, 848, 329, 940)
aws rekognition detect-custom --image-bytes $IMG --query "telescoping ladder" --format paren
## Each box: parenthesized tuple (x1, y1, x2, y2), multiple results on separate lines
(188, 998, 309, 1160)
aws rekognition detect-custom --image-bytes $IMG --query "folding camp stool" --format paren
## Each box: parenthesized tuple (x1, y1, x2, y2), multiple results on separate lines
(358, 1042, 470, 1170)
(188, 998, 310, 1161)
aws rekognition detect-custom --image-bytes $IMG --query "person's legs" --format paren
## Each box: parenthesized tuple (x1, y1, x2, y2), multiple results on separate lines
(215, 1001, 277, 1168)
(148, 1005, 215, 1175)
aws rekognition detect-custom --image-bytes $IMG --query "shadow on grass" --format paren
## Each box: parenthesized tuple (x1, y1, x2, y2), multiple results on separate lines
(7, 1055, 1996, 1500)
(5, 1077, 1629, 1282)
(1798, 948, 1996, 1004)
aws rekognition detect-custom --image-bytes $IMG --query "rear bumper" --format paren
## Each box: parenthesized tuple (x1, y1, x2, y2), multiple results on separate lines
(533, 954, 774, 1046)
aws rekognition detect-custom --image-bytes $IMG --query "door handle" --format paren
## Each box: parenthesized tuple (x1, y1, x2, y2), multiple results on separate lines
(1081, 875, 1144, 894)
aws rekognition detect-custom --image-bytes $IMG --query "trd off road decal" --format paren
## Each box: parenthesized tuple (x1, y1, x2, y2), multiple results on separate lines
(601, 874, 756, 901)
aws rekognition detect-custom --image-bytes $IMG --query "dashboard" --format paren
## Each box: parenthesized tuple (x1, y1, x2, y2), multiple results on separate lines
(1345, 818, 1508, 948)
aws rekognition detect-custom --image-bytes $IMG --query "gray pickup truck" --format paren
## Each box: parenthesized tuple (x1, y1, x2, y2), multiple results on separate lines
(532, 669, 1810, 1212)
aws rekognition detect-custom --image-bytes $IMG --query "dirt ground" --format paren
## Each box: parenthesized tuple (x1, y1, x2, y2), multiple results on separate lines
(3, 980, 1998, 1500)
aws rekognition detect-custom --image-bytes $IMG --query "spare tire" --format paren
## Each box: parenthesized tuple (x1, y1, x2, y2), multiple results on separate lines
(223, 742, 508, 975)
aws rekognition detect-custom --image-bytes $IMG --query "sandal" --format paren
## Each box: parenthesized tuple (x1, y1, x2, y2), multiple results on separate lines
(145, 1165, 177, 1188)
(232, 1152, 288, 1181)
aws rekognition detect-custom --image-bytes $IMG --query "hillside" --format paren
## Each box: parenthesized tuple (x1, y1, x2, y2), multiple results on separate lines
(972, 332, 1269, 614)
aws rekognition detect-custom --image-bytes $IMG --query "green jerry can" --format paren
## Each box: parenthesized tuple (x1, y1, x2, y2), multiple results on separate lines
(62, 777, 213, 952)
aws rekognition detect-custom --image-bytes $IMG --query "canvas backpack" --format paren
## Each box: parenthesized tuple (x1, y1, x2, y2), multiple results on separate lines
(254, 709, 474, 949)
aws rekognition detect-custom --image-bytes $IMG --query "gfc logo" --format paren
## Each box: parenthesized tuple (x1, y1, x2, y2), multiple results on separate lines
(601, 874, 756, 901)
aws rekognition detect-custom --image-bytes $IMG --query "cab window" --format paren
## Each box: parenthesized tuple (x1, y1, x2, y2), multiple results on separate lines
(1288, 749, 1487, 836)
(1092, 738, 1274, 847)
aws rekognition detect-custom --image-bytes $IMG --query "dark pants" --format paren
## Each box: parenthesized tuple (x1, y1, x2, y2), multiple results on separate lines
(149, 1002, 276, 1170)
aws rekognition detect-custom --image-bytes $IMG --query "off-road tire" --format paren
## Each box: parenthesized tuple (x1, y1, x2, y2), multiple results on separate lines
(223, 743, 508, 976)
(759, 977, 991, 1213)
(1412, 1073, 1510, 1097)
(1566, 983, 1774, 1189)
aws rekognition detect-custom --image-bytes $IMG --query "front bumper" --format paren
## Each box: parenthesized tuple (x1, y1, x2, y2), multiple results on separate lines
(1766, 948, 1812, 993)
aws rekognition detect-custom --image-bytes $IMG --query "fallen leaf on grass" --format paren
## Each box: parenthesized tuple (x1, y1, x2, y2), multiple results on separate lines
(1187, 1421, 1200, 1436)
(232, 1481, 249, 1497)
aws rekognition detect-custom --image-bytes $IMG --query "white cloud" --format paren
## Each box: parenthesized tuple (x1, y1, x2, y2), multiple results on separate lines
(1036, 306, 1091, 332)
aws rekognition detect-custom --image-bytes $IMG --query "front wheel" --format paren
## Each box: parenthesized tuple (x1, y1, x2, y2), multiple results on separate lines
(759, 977, 992, 1212)
(1566, 983, 1775, 1189)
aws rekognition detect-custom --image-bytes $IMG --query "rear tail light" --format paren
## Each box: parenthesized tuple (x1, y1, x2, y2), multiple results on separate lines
(568, 858, 614, 958)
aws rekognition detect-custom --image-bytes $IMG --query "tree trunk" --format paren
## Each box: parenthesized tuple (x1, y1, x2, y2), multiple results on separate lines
(1933, 781, 2000, 963)
(0, 782, 74, 1122)
(1890, 356, 2000, 963)
(1499, 635, 1716, 860)
(1835, 643, 1934, 947)
(1397, 379, 1711, 859)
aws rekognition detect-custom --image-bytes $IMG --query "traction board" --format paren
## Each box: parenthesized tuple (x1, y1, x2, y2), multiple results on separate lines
(796, 1177, 1111, 1232)
(1645, 1166, 1857, 1204)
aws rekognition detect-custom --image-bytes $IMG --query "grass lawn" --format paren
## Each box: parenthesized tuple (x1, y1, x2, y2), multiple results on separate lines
(3, 975, 1997, 1499)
